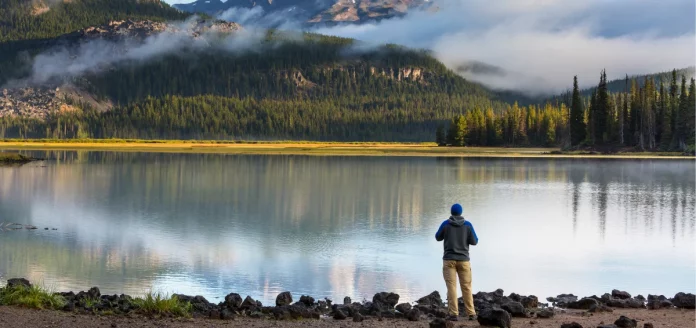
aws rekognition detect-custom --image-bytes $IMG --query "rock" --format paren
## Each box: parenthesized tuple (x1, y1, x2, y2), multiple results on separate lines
(343, 296, 351, 305)
(614, 315, 637, 328)
(560, 323, 583, 328)
(220, 308, 235, 320)
(501, 301, 527, 317)
(588, 304, 613, 313)
(87, 287, 101, 299)
(643, 324, 653, 328)
(417, 291, 444, 307)
(509, 293, 522, 302)
(635, 295, 645, 301)
(276, 292, 293, 307)
(406, 308, 421, 321)
(7, 278, 31, 289)
(396, 303, 412, 314)
(612, 290, 632, 300)
(647, 294, 667, 302)
(659, 300, 673, 308)
(568, 298, 599, 310)
(333, 309, 347, 320)
(372, 292, 400, 308)
(299, 295, 314, 306)
(646, 300, 661, 310)
(240, 296, 258, 310)
(208, 309, 220, 319)
(597, 325, 618, 328)
(672, 292, 696, 309)
(223, 293, 243, 308)
(537, 308, 555, 318)
(521, 295, 539, 308)
(477, 307, 512, 328)
(548, 294, 578, 307)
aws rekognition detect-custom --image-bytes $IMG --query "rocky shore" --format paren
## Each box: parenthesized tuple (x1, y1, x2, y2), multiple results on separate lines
(1, 278, 694, 328)
(0, 153, 39, 164)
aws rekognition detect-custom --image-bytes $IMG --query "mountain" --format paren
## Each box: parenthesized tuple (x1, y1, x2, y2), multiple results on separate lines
(0, 0, 188, 42)
(0, 0, 511, 141)
(173, 0, 432, 26)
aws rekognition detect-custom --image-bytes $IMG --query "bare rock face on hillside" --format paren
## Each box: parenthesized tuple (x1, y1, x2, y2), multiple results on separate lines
(0, 84, 112, 119)
(68, 19, 242, 41)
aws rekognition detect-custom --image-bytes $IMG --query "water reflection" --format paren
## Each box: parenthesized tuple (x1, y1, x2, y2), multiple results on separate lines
(0, 151, 694, 304)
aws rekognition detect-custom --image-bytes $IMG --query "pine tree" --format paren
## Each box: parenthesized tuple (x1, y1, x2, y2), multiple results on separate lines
(570, 76, 586, 146)
(435, 124, 446, 146)
(595, 70, 609, 144)
(586, 90, 597, 145)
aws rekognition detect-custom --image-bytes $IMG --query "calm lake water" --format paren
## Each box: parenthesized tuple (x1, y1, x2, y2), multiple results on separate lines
(0, 151, 694, 304)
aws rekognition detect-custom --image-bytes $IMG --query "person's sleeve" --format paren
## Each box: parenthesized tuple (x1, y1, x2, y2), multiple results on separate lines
(435, 220, 448, 241)
(465, 221, 478, 245)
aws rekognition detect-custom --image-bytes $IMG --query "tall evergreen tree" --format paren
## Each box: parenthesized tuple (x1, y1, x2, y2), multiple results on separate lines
(570, 76, 586, 146)
(435, 124, 446, 146)
(595, 70, 610, 144)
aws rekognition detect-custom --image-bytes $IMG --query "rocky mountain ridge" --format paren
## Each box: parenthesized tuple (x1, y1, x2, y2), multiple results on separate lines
(174, 0, 433, 25)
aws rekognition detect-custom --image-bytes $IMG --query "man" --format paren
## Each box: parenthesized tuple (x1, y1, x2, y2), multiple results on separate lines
(435, 203, 479, 321)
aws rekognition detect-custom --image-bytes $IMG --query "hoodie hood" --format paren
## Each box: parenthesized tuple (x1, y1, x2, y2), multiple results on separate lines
(448, 215, 466, 227)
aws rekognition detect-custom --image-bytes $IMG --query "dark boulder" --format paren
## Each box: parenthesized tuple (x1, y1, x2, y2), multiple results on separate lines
(7, 278, 31, 289)
(209, 309, 220, 319)
(396, 303, 412, 314)
(647, 294, 666, 302)
(333, 309, 347, 320)
(672, 292, 696, 309)
(646, 301, 661, 310)
(612, 290, 632, 300)
(501, 301, 527, 317)
(597, 325, 618, 328)
(614, 315, 637, 328)
(548, 294, 578, 308)
(276, 292, 293, 307)
(635, 295, 645, 301)
(174, 294, 214, 315)
(371, 292, 399, 313)
(643, 323, 653, 328)
(299, 295, 314, 307)
(588, 304, 613, 313)
(509, 293, 522, 302)
(87, 287, 100, 299)
(223, 293, 243, 308)
(477, 307, 512, 328)
(62, 301, 76, 312)
(221, 308, 235, 320)
(536, 308, 554, 318)
(343, 296, 351, 305)
(521, 295, 539, 308)
(240, 296, 259, 311)
(560, 323, 583, 328)
(406, 308, 421, 321)
(567, 298, 599, 310)
(353, 312, 364, 322)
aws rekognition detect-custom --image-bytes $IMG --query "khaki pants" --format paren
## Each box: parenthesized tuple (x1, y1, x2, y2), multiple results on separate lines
(442, 260, 475, 316)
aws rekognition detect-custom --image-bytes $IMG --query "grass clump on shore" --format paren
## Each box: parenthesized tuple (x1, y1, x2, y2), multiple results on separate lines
(132, 292, 192, 317)
(0, 284, 65, 310)
(0, 152, 36, 164)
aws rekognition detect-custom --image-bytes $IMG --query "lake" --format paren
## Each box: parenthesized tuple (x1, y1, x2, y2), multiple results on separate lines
(0, 151, 694, 305)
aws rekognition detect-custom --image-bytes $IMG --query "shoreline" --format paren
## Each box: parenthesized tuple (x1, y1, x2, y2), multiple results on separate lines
(1, 140, 693, 159)
(1, 278, 694, 328)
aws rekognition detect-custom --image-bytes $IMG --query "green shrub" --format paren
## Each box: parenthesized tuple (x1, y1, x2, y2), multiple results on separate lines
(0, 284, 65, 309)
(131, 292, 192, 317)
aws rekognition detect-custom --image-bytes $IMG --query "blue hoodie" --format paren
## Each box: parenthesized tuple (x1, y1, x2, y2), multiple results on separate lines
(435, 216, 479, 261)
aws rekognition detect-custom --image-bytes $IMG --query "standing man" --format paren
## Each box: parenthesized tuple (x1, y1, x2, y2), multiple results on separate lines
(435, 203, 479, 321)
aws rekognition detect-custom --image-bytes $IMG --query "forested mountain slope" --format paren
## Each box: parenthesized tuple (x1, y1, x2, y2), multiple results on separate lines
(0, 1, 512, 141)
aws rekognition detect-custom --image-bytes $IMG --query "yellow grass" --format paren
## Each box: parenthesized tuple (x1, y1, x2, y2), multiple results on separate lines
(0, 139, 692, 159)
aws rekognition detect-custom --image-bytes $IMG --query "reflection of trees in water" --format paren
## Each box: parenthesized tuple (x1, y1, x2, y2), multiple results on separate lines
(562, 159, 695, 241)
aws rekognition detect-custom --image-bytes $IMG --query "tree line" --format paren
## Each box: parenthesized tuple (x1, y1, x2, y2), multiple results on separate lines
(438, 70, 695, 152)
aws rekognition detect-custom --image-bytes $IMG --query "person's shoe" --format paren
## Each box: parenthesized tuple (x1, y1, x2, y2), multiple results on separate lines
(446, 315, 459, 321)
(468, 315, 477, 321)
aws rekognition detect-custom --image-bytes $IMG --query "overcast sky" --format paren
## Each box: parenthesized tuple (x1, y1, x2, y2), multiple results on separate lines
(163, 0, 695, 94)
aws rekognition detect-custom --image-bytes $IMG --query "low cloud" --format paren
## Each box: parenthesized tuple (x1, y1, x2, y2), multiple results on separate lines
(311, 0, 696, 95)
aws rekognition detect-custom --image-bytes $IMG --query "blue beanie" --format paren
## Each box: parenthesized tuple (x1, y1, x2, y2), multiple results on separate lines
(451, 203, 463, 216)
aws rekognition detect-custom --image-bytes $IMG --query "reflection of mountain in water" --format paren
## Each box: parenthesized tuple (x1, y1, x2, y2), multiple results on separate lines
(0, 152, 693, 302)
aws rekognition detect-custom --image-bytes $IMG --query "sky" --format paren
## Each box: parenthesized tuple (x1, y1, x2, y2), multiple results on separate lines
(153, 0, 695, 93)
